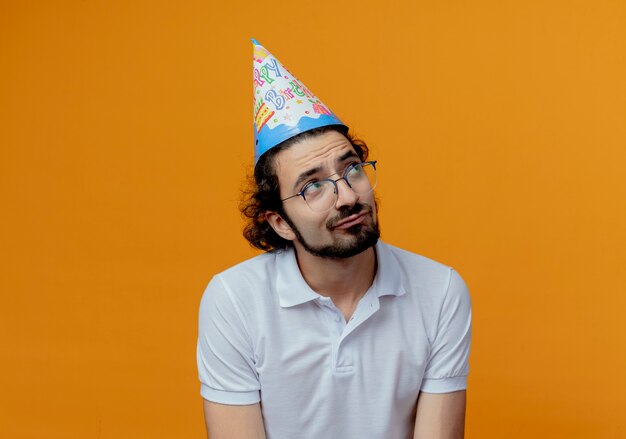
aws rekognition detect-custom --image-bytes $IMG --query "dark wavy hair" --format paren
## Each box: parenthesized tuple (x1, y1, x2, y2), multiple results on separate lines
(240, 126, 370, 251)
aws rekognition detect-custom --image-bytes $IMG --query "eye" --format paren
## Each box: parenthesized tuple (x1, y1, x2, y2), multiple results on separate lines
(302, 180, 328, 199)
(345, 162, 363, 177)
(303, 180, 323, 193)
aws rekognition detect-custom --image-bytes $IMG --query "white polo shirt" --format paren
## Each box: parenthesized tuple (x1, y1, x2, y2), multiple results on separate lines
(197, 241, 472, 439)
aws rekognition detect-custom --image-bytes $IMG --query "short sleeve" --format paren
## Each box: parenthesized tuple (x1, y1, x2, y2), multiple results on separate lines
(420, 268, 472, 393)
(196, 276, 261, 405)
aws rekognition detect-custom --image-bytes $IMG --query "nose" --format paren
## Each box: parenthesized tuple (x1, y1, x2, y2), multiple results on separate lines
(334, 178, 359, 209)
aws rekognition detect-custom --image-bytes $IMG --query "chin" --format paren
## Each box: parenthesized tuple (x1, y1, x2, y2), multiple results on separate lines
(302, 226, 380, 259)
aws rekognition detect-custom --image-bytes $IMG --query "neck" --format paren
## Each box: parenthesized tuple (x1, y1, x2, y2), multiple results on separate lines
(293, 243, 377, 307)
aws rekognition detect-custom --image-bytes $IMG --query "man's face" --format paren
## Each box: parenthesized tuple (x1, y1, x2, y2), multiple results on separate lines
(271, 130, 379, 259)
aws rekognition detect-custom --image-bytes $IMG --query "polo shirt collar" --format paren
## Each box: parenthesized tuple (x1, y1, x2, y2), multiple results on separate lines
(371, 240, 407, 299)
(276, 240, 406, 308)
(276, 247, 320, 307)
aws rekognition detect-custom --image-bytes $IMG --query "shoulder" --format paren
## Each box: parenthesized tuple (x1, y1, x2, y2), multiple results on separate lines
(378, 241, 470, 306)
(379, 242, 471, 346)
(379, 241, 457, 284)
(215, 250, 279, 286)
(199, 249, 285, 316)
(381, 242, 449, 271)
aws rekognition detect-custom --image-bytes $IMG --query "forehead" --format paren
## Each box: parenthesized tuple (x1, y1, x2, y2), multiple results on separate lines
(275, 131, 354, 174)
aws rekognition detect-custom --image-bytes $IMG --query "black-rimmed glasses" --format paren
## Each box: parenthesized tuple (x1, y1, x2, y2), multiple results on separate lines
(281, 161, 378, 212)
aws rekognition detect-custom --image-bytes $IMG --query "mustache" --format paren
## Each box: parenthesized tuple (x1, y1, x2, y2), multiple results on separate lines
(326, 203, 371, 229)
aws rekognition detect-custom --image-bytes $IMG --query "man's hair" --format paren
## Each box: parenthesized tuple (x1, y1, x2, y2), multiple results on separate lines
(240, 126, 370, 252)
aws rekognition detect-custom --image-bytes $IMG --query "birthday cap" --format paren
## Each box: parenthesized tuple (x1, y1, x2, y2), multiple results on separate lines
(252, 39, 348, 163)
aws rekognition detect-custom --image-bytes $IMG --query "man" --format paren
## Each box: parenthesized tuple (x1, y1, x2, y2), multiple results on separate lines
(197, 40, 472, 439)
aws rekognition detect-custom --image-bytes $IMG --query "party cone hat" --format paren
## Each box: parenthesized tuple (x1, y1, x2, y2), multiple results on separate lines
(252, 39, 348, 163)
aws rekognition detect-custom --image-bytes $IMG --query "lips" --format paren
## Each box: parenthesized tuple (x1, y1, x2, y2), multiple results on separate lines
(331, 211, 368, 229)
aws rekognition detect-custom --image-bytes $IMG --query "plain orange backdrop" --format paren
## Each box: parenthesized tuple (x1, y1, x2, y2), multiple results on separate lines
(1, 0, 625, 438)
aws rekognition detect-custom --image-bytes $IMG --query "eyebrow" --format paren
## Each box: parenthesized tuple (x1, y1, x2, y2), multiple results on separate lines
(292, 150, 360, 191)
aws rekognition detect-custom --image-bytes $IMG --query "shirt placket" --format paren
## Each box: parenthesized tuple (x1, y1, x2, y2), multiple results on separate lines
(317, 290, 382, 374)
(316, 297, 351, 373)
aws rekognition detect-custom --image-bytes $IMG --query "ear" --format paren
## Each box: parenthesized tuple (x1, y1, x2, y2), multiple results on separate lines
(265, 210, 296, 241)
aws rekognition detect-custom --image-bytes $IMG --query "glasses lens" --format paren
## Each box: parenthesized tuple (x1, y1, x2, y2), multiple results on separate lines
(302, 181, 336, 212)
(346, 162, 377, 194)
(300, 163, 378, 212)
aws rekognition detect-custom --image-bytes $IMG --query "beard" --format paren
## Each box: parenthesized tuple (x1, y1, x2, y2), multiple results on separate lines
(280, 202, 380, 259)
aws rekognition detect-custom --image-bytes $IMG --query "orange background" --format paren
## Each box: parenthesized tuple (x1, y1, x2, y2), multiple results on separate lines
(1, 1, 625, 437)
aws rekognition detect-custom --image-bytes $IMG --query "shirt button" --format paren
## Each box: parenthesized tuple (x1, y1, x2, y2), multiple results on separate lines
(335, 316, 341, 322)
